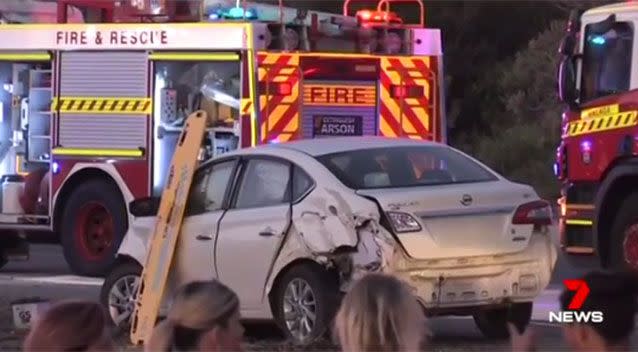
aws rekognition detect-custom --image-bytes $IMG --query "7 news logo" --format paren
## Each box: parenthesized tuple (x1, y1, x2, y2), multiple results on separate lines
(548, 279, 604, 323)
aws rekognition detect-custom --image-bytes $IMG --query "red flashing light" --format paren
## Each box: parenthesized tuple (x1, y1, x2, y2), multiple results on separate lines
(390, 84, 424, 98)
(358, 10, 372, 21)
(259, 82, 291, 96)
(356, 10, 403, 25)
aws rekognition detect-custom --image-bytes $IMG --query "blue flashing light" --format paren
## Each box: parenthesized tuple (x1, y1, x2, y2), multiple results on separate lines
(590, 35, 606, 45)
(553, 162, 559, 177)
(52, 161, 60, 174)
(208, 6, 258, 21)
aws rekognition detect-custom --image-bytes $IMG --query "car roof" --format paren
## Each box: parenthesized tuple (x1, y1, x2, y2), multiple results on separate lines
(267, 136, 443, 157)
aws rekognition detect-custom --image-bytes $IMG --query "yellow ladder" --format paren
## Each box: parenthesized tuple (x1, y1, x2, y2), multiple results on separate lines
(129, 110, 208, 345)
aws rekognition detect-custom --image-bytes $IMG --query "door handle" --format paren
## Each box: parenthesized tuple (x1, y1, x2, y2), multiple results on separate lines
(196, 235, 213, 241)
(259, 227, 277, 237)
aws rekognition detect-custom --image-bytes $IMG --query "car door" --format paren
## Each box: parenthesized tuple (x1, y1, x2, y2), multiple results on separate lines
(173, 157, 239, 287)
(215, 156, 292, 313)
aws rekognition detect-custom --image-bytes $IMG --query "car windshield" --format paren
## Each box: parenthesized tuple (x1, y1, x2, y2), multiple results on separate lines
(315, 145, 498, 189)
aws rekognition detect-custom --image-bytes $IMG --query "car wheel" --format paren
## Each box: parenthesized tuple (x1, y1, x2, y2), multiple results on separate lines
(473, 302, 532, 339)
(609, 193, 638, 272)
(61, 179, 127, 277)
(100, 260, 142, 332)
(274, 263, 340, 345)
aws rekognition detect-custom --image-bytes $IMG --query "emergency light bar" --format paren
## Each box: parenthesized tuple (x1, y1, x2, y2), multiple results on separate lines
(356, 10, 403, 26)
(207, 6, 259, 20)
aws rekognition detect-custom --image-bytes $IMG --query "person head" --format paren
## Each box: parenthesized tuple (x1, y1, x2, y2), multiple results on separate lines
(335, 273, 427, 352)
(145, 280, 243, 352)
(23, 300, 115, 352)
(559, 270, 638, 351)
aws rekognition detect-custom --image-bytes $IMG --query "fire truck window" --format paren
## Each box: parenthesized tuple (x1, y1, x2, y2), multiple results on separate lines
(235, 159, 291, 209)
(187, 160, 235, 215)
(581, 22, 633, 102)
(154, 60, 240, 130)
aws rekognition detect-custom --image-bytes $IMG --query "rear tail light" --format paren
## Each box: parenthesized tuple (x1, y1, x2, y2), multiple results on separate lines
(512, 200, 553, 226)
(386, 211, 422, 233)
(259, 82, 292, 96)
(390, 84, 424, 98)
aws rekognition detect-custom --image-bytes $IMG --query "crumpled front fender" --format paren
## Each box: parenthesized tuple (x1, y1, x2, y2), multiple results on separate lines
(264, 188, 399, 294)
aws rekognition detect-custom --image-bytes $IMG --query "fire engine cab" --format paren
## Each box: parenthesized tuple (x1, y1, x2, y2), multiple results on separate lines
(0, 0, 445, 276)
(556, 1, 638, 272)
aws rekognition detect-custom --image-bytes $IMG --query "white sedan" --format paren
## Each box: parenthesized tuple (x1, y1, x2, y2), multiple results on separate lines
(100, 137, 557, 343)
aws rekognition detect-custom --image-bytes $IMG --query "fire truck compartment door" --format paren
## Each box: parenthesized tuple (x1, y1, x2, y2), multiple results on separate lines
(301, 80, 377, 139)
(57, 51, 148, 151)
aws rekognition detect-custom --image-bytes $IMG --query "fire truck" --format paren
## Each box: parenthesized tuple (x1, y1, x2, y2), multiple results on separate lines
(556, 1, 638, 272)
(0, 0, 445, 276)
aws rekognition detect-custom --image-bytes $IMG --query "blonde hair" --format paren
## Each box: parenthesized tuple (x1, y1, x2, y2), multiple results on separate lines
(23, 300, 114, 351)
(335, 273, 427, 352)
(145, 280, 240, 352)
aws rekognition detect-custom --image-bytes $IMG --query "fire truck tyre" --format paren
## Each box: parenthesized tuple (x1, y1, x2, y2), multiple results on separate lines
(610, 193, 638, 272)
(100, 260, 142, 333)
(60, 179, 127, 277)
(473, 302, 533, 339)
(274, 264, 340, 345)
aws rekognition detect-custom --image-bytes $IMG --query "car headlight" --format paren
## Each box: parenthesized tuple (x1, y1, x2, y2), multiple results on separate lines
(386, 211, 422, 233)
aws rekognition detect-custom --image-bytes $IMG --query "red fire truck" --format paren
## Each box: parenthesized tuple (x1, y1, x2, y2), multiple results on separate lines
(0, 0, 445, 276)
(556, 1, 638, 272)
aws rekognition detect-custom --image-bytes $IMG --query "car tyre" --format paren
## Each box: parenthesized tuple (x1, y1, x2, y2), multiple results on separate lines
(274, 263, 340, 345)
(61, 179, 127, 277)
(100, 260, 142, 333)
(473, 302, 532, 339)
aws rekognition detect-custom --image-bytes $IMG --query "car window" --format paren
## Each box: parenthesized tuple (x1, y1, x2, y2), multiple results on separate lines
(187, 160, 236, 215)
(235, 159, 290, 208)
(316, 146, 498, 189)
(292, 166, 313, 202)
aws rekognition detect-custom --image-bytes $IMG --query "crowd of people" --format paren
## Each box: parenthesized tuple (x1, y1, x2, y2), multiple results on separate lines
(21, 270, 638, 352)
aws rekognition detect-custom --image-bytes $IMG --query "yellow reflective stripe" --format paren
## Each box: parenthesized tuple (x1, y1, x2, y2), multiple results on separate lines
(0, 53, 50, 61)
(566, 111, 638, 137)
(149, 52, 239, 61)
(246, 24, 257, 147)
(240, 98, 253, 115)
(52, 97, 151, 114)
(52, 148, 143, 157)
(565, 219, 593, 226)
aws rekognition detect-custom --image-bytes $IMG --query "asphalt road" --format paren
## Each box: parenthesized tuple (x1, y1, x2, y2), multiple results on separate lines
(0, 226, 624, 351)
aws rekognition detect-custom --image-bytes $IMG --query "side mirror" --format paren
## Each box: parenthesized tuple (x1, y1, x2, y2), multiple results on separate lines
(567, 9, 581, 34)
(557, 57, 577, 105)
(129, 197, 161, 217)
(559, 35, 576, 56)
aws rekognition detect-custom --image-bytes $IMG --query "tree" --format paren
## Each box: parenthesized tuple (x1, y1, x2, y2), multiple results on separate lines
(471, 20, 567, 198)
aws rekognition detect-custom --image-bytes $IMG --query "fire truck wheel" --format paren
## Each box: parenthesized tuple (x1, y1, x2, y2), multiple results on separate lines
(473, 302, 533, 339)
(60, 179, 127, 277)
(100, 260, 142, 333)
(273, 263, 340, 345)
(610, 193, 638, 272)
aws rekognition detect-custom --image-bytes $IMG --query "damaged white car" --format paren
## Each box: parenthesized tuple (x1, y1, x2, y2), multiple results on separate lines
(100, 137, 557, 343)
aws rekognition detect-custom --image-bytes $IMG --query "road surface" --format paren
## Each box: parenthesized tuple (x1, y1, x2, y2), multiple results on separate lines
(0, 227, 626, 351)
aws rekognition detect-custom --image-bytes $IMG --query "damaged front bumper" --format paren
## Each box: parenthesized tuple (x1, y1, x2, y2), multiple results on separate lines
(387, 231, 557, 313)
